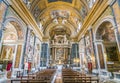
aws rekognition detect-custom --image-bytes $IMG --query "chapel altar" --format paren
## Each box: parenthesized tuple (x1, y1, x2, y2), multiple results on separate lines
(50, 35, 71, 65)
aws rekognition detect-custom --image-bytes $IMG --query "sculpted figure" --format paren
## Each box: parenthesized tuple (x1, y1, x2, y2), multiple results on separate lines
(64, 35, 68, 44)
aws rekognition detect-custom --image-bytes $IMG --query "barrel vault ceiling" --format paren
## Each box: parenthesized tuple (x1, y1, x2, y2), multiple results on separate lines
(28, 0, 90, 40)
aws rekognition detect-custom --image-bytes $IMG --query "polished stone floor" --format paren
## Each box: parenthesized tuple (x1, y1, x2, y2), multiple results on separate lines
(55, 70, 62, 83)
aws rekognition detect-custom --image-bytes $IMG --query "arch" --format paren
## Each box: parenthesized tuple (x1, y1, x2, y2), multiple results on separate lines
(3, 32, 18, 42)
(94, 16, 115, 41)
(94, 16, 120, 71)
(3, 17, 25, 40)
(44, 23, 75, 38)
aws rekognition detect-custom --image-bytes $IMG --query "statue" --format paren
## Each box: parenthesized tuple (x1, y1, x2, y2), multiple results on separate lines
(28, 48, 32, 61)
(63, 35, 68, 44)
(39, 22, 42, 28)
(34, 53, 38, 68)
(54, 35, 58, 44)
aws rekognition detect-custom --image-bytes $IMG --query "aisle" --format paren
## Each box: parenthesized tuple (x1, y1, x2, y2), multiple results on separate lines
(54, 65, 63, 83)
(55, 70, 62, 83)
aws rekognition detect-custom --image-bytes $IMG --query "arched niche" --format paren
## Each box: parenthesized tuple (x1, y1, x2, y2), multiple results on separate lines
(0, 18, 25, 71)
(95, 20, 120, 71)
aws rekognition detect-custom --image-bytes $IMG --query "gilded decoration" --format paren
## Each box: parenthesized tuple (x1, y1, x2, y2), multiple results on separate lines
(92, 7, 112, 31)
(1, 45, 15, 61)
(30, 0, 88, 36)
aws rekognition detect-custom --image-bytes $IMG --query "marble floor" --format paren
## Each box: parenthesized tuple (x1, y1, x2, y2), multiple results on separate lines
(55, 70, 62, 83)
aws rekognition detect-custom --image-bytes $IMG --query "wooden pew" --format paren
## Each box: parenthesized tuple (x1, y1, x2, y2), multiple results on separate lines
(62, 68, 99, 83)
(11, 69, 56, 83)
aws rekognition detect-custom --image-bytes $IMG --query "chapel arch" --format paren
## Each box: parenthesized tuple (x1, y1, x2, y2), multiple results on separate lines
(1, 18, 25, 70)
(95, 21, 119, 71)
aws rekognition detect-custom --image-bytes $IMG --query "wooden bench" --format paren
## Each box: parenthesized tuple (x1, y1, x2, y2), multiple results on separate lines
(11, 69, 56, 83)
(62, 68, 99, 83)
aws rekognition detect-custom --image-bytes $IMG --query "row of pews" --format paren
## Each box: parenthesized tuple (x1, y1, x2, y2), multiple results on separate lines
(62, 69, 99, 83)
(11, 69, 56, 83)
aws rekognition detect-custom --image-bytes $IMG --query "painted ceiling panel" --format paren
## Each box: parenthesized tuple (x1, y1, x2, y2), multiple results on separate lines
(29, 0, 90, 38)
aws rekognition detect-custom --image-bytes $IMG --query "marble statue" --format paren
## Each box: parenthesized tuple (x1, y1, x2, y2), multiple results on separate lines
(54, 35, 58, 44)
(28, 49, 32, 61)
(63, 35, 68, 44)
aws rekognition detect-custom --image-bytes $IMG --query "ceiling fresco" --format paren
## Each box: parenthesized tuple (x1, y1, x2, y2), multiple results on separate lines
(50, 10, 70, 19)
(28, 0, 90, 40)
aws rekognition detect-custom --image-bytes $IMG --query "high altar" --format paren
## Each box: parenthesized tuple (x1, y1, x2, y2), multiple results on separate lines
(50, 35, 71, 65)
